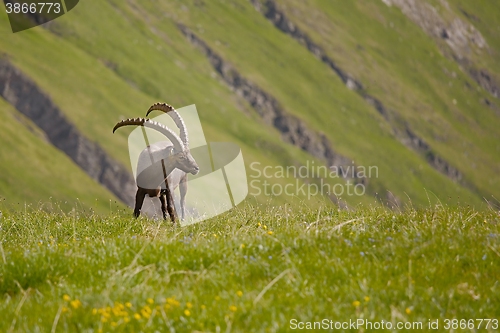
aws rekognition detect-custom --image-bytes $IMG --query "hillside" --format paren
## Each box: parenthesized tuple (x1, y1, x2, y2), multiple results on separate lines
(0, 97, 118, 214)
(1, 0, 499, 211)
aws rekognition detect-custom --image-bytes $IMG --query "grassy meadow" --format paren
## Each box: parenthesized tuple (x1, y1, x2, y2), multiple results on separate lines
(1, 1, 500, 331)
(0, 202, 499, 332)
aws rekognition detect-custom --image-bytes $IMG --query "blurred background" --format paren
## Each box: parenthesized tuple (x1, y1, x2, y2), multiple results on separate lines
(0, 0, 499, 214)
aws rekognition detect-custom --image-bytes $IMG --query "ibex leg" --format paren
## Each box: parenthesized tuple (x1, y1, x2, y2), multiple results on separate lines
(134, 188, 147, 218)
(179, 176, 188, 220)
(161, 186, 177, 223)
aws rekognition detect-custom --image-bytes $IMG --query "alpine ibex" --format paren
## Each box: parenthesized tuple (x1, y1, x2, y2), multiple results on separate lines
(113, 103, 199, 222)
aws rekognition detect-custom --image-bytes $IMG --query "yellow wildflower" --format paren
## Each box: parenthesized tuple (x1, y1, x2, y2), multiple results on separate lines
(184, 309, 191, 316)
(364, 296, 370, 302)
(240, 244, 245, 249)
(134, 313, 141, 320)
(70, 299, 82, 309)
(112, 307, 121, 316)
(406, 307, 412, 314)
(147, 298, 154, 304)
(236, 291, 243, 297)
(62, 307, 69, 313)
(267, 231, 273, 235)
(140, 306, 152, 319)
(186, 302, 193, 309)
(229, 305, 237, 312)
(201, 305, 206, 310)
(63, 294, 71, 302)
(166, 297, 180, 307)
(352, 301, 361, 307)
(125, 302, 132, 308)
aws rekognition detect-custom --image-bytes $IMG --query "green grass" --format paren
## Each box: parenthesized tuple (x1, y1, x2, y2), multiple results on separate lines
(1, 203, 499, 332)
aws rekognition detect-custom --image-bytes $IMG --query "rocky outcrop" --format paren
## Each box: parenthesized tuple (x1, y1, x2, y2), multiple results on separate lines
(0, 59, 136, 205)
(400, 127, 462, 181)
(251, 0, 466, 184)
(179, 25, 360, 180)
(383, 0, 487, 53)
(469, 69, 499, 99)
(382, 0, 499, 99)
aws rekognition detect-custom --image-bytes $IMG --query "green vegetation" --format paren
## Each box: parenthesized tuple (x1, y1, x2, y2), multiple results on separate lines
(1, 0, 499, 210)
(278, 0, 500, 203)
(0, 1, 352, 208)
(0, 204, 499, 332)
(0, 98, 120, 214)
(1, 2, 499, 331)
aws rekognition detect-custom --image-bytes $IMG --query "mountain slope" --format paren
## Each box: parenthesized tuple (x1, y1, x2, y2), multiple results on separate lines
(0, 97, 118, 214)
(264, 0, 500, 201)
(0, 0, 498, 210)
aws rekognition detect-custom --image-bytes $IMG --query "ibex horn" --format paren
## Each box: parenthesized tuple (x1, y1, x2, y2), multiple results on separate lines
(113, 118, 184, 152)
(146, 103, 189, 147)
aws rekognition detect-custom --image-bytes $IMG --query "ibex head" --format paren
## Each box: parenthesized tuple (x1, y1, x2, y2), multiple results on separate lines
(168, 147, 199, 175)
(146, 103, 199, 175)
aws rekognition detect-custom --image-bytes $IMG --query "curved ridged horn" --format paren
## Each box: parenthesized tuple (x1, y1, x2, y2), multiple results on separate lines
(113, 118, 185, 152)
(146, 103, 189, 147)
